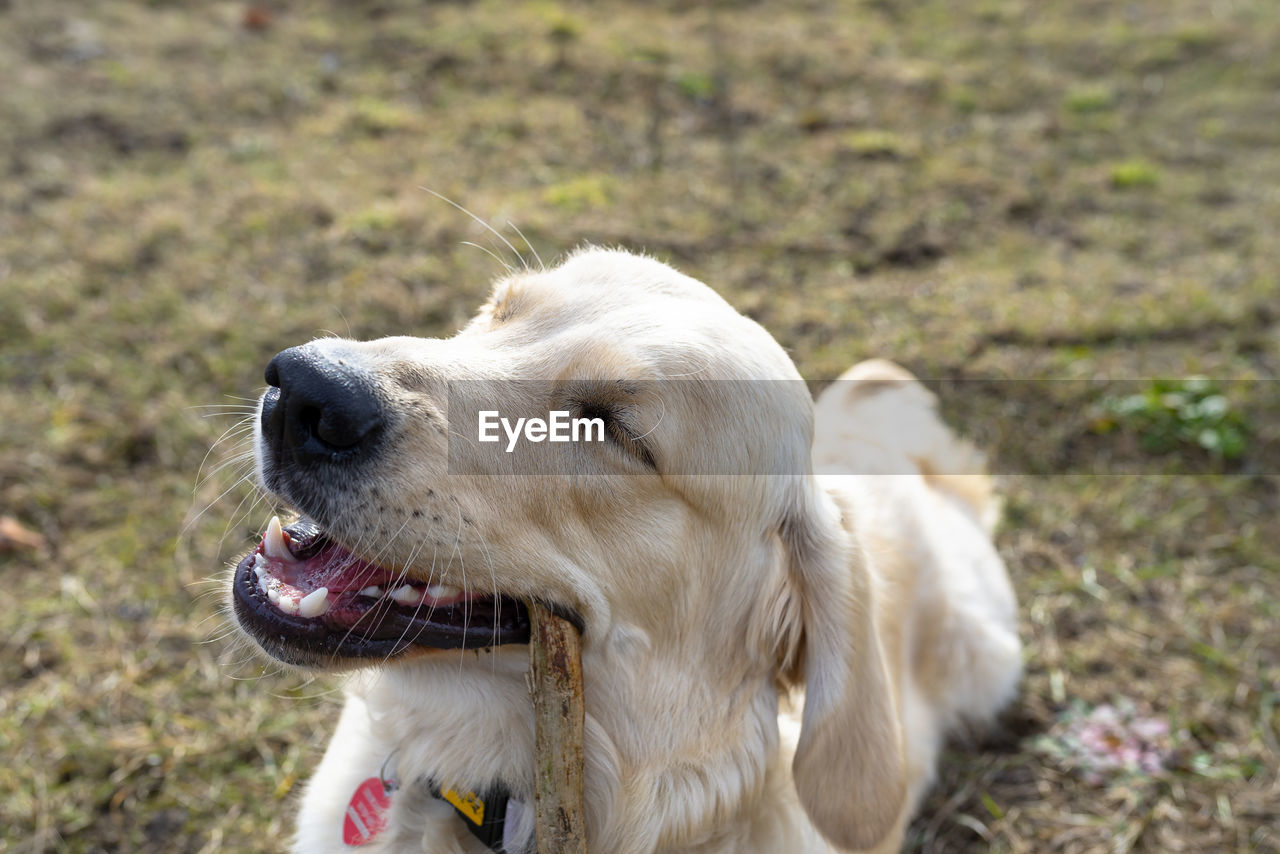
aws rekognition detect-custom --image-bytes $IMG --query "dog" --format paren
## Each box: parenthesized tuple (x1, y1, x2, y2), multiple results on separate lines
(228, 248, 1022, 853)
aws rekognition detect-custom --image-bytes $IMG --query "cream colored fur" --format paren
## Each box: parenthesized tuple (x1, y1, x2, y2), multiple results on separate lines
(255, 249, 1021, 853)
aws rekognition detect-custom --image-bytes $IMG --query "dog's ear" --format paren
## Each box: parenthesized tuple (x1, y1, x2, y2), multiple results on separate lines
(782, 481, 906, 851)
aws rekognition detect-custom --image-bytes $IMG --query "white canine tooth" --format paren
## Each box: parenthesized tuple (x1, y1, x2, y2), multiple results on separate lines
(278, 596, 299, 615)
(263, 515, 296, 563)
(425, 584, 462, 599)
(266, 586, 281, 605)
(358, 586, 383, 597)
(390, 584, 420, 605)
(298, 587, 330, 618)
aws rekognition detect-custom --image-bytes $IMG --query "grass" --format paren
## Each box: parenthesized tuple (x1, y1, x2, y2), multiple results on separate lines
(1110, 159, 1162, 190)
(1, 0, 1277, 851)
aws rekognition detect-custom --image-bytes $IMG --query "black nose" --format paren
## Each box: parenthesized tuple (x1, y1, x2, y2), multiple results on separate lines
(261, 346, 384, 464)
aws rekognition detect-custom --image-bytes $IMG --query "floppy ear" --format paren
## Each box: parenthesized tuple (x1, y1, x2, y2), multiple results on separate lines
(783, 481, 906, 851)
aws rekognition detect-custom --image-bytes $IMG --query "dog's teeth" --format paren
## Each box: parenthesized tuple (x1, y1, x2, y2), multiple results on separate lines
(263, 515, 296, 563)
(266, 585, 281, 605)
(252, 554, 267, 579)
(390, 584, 420, 605)
(277, 596, 299, 616)
(358, 586, 383, 597)
(425, 584, 462, 599)
(298, 587, 330, 618)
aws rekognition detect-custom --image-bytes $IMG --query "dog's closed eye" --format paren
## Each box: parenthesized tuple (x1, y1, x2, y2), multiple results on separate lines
(573, 400, 658, 471)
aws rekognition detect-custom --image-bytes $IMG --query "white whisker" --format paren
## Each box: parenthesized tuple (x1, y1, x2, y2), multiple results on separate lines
(460, 241, 516, 274)
(507, 220, 545, 270)
(421, 187, 530, 272)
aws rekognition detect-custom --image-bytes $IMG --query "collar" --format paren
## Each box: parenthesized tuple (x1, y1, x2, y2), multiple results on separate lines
(367, 751, 529, 853)
(427, 779, 513, 852)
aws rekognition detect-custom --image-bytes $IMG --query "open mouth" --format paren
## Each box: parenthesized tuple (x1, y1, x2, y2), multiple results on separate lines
(232, 516, 531, 665)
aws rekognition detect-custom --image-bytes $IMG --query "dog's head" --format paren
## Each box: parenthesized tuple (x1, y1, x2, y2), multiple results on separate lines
(229, 248, 903, 850)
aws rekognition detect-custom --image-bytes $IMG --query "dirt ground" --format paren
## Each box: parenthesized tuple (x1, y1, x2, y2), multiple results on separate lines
(1, 1, 1277, 851)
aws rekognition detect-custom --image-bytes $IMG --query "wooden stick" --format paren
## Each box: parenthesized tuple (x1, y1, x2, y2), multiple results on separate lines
(528, 603, 587, 854)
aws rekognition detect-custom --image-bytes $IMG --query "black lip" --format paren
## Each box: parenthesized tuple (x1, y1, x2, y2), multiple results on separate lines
(231, 549, 531, 667)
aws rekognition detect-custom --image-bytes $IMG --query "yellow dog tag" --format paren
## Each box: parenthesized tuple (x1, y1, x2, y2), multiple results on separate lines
(442, 787, 485, 826)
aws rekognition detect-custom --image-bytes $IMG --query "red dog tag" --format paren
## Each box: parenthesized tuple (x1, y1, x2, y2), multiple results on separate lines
(343, 777, 394, 846)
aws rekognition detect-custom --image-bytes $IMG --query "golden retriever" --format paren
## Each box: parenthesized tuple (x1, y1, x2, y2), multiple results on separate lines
(229, 248, 1021, 853)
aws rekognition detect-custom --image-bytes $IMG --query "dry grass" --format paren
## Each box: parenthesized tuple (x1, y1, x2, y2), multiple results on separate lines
(1, 0, 1277, 851)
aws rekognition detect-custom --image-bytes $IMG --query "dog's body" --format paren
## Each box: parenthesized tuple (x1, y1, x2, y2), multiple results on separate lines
(230, 249, 1021, 853)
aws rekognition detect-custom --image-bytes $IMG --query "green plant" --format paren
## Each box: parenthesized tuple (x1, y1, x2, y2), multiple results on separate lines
(541, 175, 613, 212)
(1110, 159, 1160, 189)
(1064, 84, 1116, 114)
(675, 71, 717, 102)
(1094, 377, 1249, 459)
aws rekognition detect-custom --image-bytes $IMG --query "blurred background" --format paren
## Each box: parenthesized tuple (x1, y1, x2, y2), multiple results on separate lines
(1, 1, 1276, 851)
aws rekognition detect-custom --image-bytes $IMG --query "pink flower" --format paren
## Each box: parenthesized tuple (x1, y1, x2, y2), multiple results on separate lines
(1037, 698, 1178, 785)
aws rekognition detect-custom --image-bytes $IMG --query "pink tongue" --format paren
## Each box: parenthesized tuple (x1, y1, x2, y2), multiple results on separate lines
(269, 544, 399, 595)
